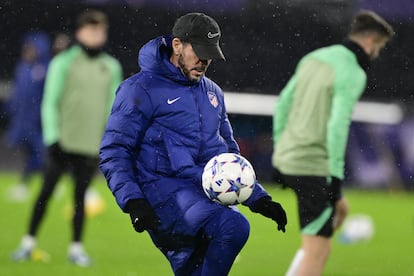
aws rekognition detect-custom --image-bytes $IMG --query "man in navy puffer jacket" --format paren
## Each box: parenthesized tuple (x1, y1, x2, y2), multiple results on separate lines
(100, 13, 287, 276)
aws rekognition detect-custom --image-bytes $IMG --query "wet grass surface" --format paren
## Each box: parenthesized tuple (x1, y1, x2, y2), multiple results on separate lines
(1, 172, 413, 276)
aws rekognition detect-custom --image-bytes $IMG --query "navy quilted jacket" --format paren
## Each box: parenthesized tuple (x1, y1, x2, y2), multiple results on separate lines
(99, 36, 269, 211)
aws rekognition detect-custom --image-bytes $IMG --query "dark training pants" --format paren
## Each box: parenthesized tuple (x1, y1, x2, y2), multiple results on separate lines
(28, 145, 98, 242)
(143, 178, 251, 276)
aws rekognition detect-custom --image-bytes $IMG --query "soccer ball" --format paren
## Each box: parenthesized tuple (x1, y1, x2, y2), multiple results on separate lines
(202, 153, 256, 206)
(340, 214, 375, 244)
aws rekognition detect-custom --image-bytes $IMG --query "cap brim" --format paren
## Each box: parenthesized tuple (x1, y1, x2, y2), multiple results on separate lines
(192, 43, 225, 61)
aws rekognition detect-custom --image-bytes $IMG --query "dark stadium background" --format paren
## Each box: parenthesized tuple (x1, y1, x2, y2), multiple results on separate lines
(1, 0, 414, 185)
(2, 0, 413, 99)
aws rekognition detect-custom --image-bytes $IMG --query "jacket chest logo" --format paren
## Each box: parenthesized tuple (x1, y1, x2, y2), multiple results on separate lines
(207, 91, 218, 108)
(167, 97, 181, 105)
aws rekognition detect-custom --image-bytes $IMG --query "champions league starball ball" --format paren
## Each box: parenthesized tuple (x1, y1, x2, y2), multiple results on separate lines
(202, 153, 256, 206)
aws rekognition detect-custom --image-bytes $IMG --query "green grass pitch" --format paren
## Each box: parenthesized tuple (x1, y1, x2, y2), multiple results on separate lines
(0, 172, 413, 276)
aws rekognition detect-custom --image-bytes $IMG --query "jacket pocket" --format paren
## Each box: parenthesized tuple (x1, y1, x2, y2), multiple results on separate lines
(163, 134, 196, 174)
(141, 127, 173, 176)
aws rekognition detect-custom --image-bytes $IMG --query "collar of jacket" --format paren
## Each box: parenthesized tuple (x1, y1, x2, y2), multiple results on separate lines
(342, 39, 370, 72)
(78, 42, 104, 58)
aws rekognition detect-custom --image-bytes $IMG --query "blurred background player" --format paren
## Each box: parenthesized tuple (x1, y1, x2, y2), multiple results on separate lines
(100, 12, 287, 275)
(272, 10, 394, 276)
(12, 9, 123, 266)
(6, 32, 51, 202)
(52, 32, 71, 56)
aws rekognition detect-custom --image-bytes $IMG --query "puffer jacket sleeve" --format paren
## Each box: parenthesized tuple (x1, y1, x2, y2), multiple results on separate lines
(242, 181, 271, 208)
(99, 78, 153, 212)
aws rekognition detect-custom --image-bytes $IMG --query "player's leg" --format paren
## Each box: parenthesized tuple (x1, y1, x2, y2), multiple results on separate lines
(285, 248, 304, 276)
(12, 146, 66, 261)
(68, 154, 98, 266)
(22, 135, 45, 183)
(164, 207, 249, 276)
(145, 179, 249, 275)
(297, 235, 331, 276)
(71, 155, 98, 242)
(162, 232, 210, 276)
(173, 186, 249, 275)
(284, 175, 334, 276)
(28, 147, 67, 236)
(199, 207, 250, 276)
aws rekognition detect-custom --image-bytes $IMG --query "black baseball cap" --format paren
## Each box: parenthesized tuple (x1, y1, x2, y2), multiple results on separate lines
(172, 13, 225, 60)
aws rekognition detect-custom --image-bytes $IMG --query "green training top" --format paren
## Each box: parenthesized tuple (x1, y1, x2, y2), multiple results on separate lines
(42, 45, 123, 156)
(272, 44, 367, 180)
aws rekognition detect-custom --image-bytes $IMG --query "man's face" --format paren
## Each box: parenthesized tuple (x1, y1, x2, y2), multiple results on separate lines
(177, 43, 212, 82)
(76, 23, 107, 49)
(368, 35, 389, 60)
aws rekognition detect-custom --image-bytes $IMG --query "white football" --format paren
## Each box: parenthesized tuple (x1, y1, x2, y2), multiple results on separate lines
(340, 214, 375, 244)
(202, 153, 256, 206)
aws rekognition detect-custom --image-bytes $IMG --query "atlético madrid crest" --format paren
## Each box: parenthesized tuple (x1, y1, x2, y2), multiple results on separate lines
(207, 91, 218, 108)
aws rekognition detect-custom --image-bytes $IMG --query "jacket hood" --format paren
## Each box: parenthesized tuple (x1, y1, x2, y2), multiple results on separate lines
(22, 31, 51, 63)
(138, 35, 194, 84)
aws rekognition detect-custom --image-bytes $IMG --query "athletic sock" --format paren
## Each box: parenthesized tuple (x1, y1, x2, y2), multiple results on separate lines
(21, 235, 36, 250)
(68, 242, 84, 255)
(286, 249, 304, 276)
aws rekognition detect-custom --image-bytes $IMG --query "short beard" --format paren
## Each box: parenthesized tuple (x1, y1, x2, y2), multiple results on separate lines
(178, 54, 205, 82)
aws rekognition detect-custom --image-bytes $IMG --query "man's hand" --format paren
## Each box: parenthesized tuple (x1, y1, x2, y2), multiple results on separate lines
(334, 197, 349, 231)
(126, 199, 160, 233)
(249, 197, 287, 232)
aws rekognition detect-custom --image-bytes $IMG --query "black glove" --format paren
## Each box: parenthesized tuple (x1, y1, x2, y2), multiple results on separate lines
(126, 199, 160, 233)
(329, 177, 343, 203)
(250, 197, 287, 232)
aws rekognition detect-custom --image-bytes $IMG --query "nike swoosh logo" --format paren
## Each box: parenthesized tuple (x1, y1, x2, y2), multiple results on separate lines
(207, 32, 220, 39)
(167, 97, 181, 104)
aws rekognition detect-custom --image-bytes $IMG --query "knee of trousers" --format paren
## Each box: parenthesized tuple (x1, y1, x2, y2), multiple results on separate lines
(212, 209, 250, 248)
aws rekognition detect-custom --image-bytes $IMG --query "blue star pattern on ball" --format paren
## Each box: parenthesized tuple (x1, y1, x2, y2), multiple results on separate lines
(233, 155, 250, 170)
(227, 180, 240, 196)
(205, 186, 221, 201)
(211, 159, 219, 175)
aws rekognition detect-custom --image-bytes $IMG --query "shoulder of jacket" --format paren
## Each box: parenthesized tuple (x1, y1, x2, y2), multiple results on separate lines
(101, 53, 122, 68)
(310, 45, 363, 72)
(202, 77, 223, 95)
(305, 44, 349, 60)
(335, 47, 367, 82)
(119, 72, 153, 94)
(50, 46, 81, 67)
